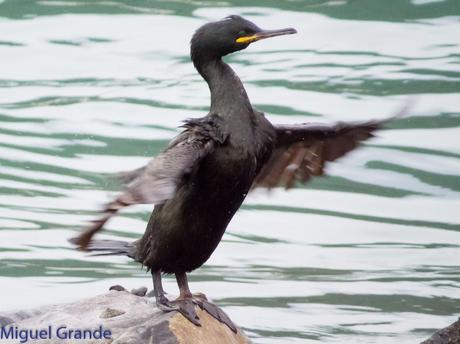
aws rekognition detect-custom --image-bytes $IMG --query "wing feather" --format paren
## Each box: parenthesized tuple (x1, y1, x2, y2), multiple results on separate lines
(253, 120, 383, 190)
(70, 128, 216, 250)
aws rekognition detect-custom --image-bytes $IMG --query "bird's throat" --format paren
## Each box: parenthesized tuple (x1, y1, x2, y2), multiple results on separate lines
(195, 58, 253, 116)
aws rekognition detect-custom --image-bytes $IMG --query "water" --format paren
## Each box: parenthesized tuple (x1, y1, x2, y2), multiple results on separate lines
(0, 0, 459, 343)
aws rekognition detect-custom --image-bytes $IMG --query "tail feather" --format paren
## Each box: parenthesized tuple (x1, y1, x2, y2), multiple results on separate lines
(79, 239, 136, 259)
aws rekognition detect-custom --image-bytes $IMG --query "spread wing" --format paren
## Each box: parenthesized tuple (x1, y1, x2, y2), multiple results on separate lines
(70, 120, 221, 250)
(252, 120, 383, 190)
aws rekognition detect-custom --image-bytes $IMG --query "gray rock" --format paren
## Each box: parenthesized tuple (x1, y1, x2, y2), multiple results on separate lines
(130, 286, 147, 297)
(421, 317, 460, 344)
(109, 285, 126, 292)
(0, 291, 250, 344)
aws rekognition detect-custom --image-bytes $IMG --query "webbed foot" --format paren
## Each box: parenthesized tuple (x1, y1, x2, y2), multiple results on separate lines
(155, 294, 177, 312)
(176, 298, 201, 326)
(156, 295, 201, 326)
(192, 295, 237, 333)
(151, 271, 236, 331)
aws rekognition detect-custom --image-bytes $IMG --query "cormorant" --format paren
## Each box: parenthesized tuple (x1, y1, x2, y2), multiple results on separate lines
(71, 15, 392, 331)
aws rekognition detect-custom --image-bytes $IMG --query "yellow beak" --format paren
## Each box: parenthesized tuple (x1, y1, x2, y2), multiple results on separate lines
(236, 28, 297, 44)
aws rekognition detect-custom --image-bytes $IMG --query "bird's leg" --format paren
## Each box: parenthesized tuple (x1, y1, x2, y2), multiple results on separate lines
(176, 271, 193, 299)
(174, 272, 201, 326)
(151, 270, 175, 311)
(151, 270, 201, 326)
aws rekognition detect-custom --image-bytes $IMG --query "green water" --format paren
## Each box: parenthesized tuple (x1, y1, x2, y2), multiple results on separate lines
(0, 0, 459, 343)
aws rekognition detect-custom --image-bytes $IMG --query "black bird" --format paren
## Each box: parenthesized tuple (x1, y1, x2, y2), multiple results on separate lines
(71, 15, 393, 330)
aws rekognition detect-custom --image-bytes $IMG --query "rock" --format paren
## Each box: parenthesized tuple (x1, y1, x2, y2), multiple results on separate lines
(421, 317, 460, 344)
(0, 291, 250, 344)
(130, 286, 148, 297)
(109, 285, 127, 292)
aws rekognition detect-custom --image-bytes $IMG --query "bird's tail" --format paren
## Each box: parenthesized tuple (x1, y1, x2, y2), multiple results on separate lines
(83, 239, 136, 259)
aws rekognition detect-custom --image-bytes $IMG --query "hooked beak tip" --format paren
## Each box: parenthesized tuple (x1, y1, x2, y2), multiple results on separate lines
(255, 27, 297, 40)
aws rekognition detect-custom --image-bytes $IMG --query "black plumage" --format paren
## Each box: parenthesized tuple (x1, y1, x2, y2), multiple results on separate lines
(71, 15, 397, 330)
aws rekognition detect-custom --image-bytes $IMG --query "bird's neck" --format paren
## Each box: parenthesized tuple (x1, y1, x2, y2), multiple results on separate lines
(194, 57, 253, 116)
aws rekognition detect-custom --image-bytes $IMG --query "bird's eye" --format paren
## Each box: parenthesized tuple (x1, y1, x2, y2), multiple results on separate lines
(237, 30, 247, 37)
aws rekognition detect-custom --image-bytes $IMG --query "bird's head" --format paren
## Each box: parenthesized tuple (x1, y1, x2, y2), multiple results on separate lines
(191, 15, 296, 62)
